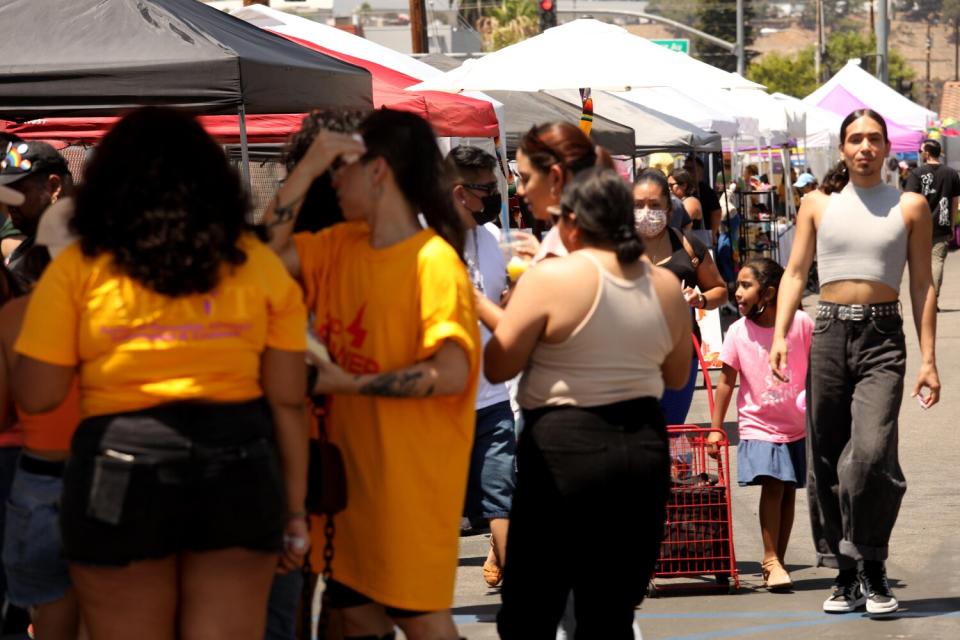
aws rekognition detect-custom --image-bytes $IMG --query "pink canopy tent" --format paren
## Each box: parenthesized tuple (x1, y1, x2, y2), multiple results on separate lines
(808, 84, 923, 153)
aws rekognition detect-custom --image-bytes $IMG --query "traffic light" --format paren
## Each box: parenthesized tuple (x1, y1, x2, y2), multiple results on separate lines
(538, 0, 557, 33)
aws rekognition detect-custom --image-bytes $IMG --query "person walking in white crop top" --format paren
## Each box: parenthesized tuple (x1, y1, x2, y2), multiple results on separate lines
(770, 109, 939, 617)
(485, 167, 690, 639)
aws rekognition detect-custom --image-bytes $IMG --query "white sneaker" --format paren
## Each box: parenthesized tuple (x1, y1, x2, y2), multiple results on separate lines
(861, 563, 899, 615)
(823, 572, 865, 613)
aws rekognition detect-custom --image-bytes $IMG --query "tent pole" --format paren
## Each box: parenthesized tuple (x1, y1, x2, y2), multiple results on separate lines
(238, 103, 252, 190)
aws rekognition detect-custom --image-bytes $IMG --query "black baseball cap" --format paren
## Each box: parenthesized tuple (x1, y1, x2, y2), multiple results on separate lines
(0, 140, 69, 186)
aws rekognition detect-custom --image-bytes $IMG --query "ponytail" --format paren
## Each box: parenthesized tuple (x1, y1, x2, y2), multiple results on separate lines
(820, 160, 849, 195)
(560, 167, 645, 263)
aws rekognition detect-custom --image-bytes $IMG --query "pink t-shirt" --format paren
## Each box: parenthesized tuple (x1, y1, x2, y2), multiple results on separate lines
(719, 310, 813, 443)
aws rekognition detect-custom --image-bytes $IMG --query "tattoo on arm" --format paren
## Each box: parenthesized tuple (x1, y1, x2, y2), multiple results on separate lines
(268, 194, 303, 228)
(358, 370, 432, 397)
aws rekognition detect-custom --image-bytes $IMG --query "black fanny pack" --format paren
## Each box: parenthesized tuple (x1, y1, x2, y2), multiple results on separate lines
(80, 399, 275, 526)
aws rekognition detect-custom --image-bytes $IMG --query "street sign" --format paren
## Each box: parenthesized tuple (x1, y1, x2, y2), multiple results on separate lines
(652, 38, 690, 55)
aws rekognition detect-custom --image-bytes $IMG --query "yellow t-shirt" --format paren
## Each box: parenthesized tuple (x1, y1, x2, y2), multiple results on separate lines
(15, 236, 306, 418)
(295, 222, 479, 612)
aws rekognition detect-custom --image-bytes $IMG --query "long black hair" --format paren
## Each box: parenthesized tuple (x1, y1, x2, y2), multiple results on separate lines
(360, 109, 465, 256)
(560, 167, 644, 263)
(822, 108, 889, 194)
(72, 107, 252, 297)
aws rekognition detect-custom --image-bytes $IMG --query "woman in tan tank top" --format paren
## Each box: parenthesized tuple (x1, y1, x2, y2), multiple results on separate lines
(486, 168, 691, 639)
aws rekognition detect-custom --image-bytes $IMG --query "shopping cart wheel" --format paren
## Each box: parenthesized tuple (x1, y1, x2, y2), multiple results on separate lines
(646, 580, 659, 598)
(714, 573, 730, 587)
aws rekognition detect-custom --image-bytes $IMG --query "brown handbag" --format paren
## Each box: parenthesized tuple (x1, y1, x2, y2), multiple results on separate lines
(305, 399, 347, 516)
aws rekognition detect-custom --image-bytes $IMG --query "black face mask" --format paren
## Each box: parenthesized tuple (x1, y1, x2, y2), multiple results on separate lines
(473, 193, 502, 225)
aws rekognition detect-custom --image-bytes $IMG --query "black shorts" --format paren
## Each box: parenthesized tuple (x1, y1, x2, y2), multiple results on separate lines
(61, 399, 286, 566)
(325, 580, 428, 618)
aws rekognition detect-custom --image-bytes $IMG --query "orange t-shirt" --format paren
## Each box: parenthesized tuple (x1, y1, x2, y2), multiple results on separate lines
(15, 236, 306, 418)
(17, 379, 80, 451)
(295, 222, 479, 611)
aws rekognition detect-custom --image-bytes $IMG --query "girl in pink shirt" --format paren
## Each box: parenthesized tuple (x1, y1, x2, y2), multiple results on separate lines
(709, 258, 813, 592)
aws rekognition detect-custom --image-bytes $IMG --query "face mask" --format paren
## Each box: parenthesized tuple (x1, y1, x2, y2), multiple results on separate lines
(634, 207, 668, 238)
(473, 193, 502, 225)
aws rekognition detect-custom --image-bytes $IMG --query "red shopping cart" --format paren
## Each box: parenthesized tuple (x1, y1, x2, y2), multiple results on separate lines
(648, 335, 740, 596)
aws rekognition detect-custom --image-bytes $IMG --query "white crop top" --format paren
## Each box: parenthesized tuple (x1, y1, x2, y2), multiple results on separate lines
(816, 182, 908, 292)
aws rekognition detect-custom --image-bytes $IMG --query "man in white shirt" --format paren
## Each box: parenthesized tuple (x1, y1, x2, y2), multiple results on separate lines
(446, 146, 516, 589)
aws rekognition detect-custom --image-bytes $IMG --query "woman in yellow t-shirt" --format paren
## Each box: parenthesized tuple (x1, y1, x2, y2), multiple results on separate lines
(12, 108, 309, 640)
(267, 109, 479, 640)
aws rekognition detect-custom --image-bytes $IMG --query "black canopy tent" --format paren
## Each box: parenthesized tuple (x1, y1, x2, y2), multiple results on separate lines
(0, 0, 373, 182)
(420, 54, 635, 158)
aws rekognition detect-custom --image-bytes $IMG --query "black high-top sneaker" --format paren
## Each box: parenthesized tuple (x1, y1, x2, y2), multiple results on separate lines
(822, 567, 865, 613)
(860, 561, 898, 615)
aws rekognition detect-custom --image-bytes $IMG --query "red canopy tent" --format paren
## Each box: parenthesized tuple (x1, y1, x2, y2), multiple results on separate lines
(1, 32, 499, 144)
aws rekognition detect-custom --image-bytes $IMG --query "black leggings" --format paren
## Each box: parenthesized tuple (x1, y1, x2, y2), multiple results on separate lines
(497, 397, 671, 640)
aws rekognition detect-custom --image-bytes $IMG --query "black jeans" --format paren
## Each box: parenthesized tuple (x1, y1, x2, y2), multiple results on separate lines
(497, 398, 670, 640)
(806, 311, 907, 569)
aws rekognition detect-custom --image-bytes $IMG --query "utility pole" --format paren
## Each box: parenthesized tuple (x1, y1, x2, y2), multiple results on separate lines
(736, 0, 745, 75)
(409, 0, 428, 54)
(955, 17, 958, 81)
(877, 0, 889, 82)
(815, 0, 824, 84)
(927, 19, 934, 108)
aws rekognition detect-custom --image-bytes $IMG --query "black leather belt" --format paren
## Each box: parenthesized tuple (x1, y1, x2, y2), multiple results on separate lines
(19, 454, 65, 477)
(816, 301, 900, 321)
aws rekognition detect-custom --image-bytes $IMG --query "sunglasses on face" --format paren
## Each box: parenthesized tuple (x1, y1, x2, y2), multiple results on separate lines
(461, 182, 499, 195)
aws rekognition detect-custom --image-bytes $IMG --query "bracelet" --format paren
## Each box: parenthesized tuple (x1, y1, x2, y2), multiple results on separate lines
(698, 293, 707, 309)
(287, 510, 308, 520)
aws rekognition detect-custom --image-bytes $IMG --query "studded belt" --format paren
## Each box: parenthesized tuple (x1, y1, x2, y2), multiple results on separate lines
(816, 301, 900, 321)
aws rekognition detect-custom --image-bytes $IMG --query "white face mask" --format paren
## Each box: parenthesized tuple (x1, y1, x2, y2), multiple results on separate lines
(634, 207, 668, 238)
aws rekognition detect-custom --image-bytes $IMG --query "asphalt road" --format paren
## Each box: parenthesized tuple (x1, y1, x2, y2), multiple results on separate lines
(452, 255, 960, 639)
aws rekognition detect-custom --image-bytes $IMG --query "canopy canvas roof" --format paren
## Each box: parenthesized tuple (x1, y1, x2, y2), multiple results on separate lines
(410, 19, 762, 94)
(804, 61, 934, 141)
(420, 54, 636, 157)
(0, 0, 372, 119)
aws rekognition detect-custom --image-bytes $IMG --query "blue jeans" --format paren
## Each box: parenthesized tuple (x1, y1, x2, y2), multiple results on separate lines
(659, 358, 698, 425)
(464, 401, 517, 520)
(264, 569, 304, 640)
(0, 447, 21, 601)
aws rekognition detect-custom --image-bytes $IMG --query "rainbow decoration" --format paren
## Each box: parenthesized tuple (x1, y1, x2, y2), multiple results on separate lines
(578, 88, 593, 137)
(3, 142, 31, 171)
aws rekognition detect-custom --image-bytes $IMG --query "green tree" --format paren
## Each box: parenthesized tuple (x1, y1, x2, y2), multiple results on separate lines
(747, 31, 915, 98)
(746, 49, 818, 97)
(480, 0, 538, 51)
(693, 0, 755, 73)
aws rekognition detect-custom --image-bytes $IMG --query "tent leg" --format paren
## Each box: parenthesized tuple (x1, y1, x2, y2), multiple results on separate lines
(238, 103, 252, 191)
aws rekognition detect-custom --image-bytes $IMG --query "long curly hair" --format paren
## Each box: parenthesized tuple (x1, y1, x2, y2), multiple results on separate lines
(283, 109, 367, 234)
(72, 107, 252, 297)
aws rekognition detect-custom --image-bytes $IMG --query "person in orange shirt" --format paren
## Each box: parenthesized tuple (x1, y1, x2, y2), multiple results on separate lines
(267, 109, 479, 640)
(12, 108, 309, 640)
(0, 198, 82, 639)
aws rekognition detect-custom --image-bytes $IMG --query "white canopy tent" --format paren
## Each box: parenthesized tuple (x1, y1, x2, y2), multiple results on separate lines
(409, 19, 762, 94)
(771, 92, 842, 181)
(615, 87, 739, 138)
(548, 89, 722, 153)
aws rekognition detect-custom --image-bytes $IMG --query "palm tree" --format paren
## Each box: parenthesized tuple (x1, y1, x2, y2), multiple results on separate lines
(479, 0, 538, 51)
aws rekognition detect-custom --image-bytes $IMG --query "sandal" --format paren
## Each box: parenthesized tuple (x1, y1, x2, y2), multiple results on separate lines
(762, 558, 793, 591)
(482, 537, 502, 587)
